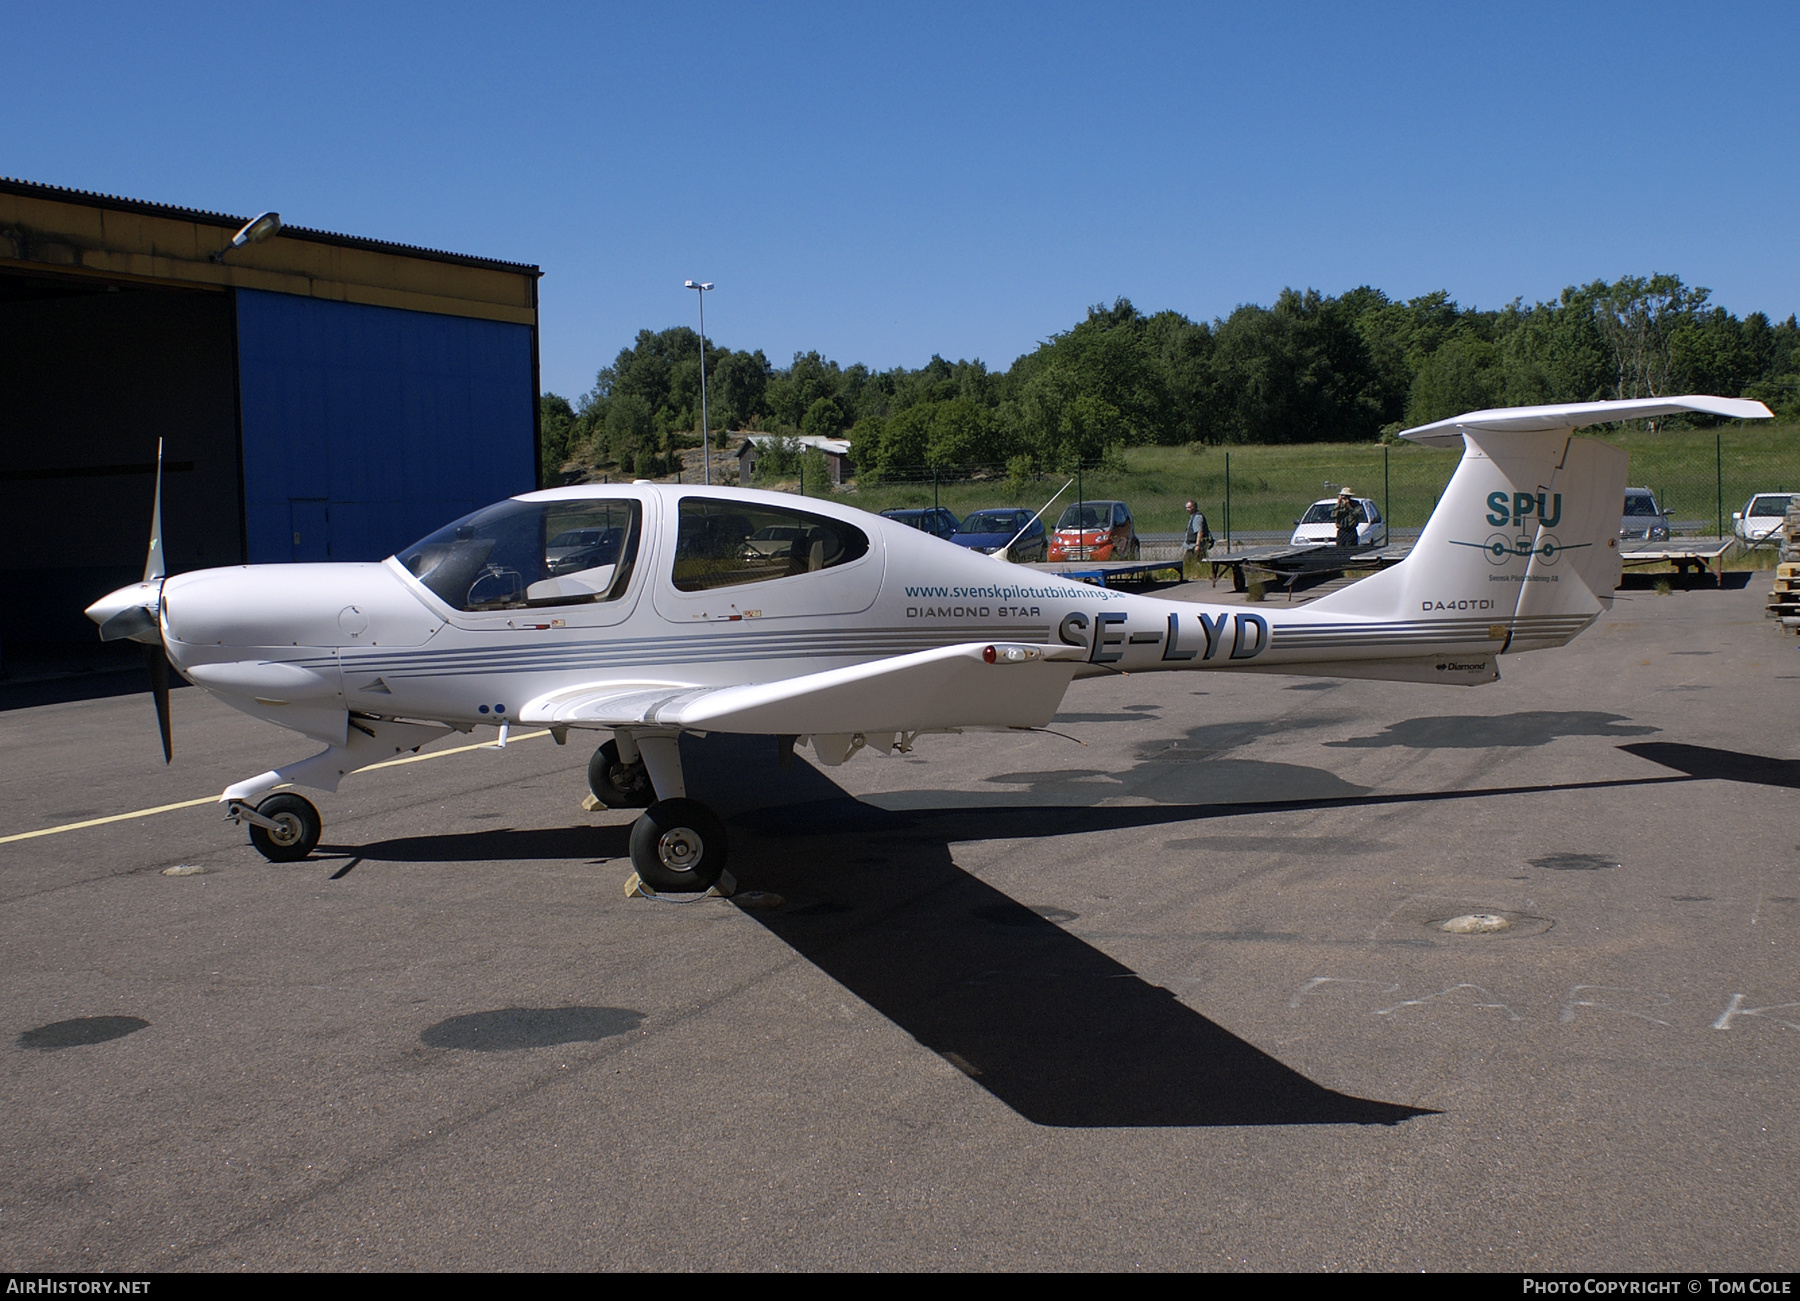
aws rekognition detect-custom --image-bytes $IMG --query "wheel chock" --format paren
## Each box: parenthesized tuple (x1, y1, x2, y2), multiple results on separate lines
(582, 794, 603, 813)
(622, 868, 741, 902)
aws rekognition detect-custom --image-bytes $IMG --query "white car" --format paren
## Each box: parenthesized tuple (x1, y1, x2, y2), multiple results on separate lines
(1732, 492, 1796, 543)
(1291, 496, 1387, 548)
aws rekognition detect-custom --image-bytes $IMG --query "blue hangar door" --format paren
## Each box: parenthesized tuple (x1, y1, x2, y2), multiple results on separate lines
(235, 288, 537, 565)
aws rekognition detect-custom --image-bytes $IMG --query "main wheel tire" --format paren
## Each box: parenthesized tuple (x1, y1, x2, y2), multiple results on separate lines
(588, 739, 654, 808)
(248, 794, 322, 862)
(629, 798, 728, 893)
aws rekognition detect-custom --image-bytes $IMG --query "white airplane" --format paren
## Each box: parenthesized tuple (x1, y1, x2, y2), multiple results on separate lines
(86, 395, 1770, 892)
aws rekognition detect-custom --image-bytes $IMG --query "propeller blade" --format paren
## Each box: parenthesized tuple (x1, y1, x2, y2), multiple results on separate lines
(144, 644, 173, 764)
(144, 437, 165, 583)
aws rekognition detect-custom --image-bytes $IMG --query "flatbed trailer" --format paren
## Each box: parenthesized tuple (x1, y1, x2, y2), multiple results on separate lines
(1618, 536, 1735, 581)
(1203, 541, 1414, 595)
(1022, 556, 1187, 586)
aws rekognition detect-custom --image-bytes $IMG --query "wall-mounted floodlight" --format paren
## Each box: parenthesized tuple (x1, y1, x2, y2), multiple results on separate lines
(211, 211, 282, 263)
(686, 280, 715, 485)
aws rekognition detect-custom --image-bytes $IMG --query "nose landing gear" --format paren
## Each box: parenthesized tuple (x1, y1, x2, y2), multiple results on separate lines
(233, 793, 323, 863)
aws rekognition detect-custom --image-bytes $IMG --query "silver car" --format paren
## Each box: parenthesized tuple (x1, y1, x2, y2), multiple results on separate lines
(1618, 488, 1671, 542)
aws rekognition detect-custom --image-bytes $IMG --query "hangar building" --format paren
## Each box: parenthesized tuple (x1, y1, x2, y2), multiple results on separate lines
(0, 177, 542, 664)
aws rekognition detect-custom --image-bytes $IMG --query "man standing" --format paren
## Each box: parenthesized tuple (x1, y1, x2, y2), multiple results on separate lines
(1333, 488, 1360, 548)
(1184, 499, 1213, 560)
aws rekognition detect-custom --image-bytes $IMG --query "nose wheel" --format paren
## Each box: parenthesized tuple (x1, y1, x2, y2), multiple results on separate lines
(629, 798, 728, 893)
(239, 793, 323, 862)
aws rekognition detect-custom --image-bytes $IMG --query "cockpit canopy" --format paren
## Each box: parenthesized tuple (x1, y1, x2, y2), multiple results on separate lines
(396, 499, 641, 610)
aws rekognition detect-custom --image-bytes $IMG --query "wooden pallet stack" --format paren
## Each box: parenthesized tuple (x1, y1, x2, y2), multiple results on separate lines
(1771, 502, 1800, 631)
(1773, 564, 1800, 632)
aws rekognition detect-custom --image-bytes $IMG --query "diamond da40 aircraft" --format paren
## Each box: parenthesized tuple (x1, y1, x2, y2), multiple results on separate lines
(86, 395, 1769, 892)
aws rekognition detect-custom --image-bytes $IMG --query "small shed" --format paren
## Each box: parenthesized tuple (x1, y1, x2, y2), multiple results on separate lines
(735, 433, 853, 486)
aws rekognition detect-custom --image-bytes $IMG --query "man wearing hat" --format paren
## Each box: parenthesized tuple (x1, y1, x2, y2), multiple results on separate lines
(1333, 488, 1360, 549)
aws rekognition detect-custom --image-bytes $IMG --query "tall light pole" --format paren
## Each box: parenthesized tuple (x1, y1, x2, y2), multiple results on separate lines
(685, 280, 714, 486)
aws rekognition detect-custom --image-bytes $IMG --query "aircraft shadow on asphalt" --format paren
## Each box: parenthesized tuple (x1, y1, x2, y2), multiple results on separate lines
(323, 825, 632, 863)
(683, 735, 1429, 1129)
(328, 733, 1800, 1128)
(1617, 741, 1800, 789)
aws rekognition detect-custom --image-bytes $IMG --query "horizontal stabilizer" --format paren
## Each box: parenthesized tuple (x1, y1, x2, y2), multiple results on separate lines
(1400, 395, 1772, 447)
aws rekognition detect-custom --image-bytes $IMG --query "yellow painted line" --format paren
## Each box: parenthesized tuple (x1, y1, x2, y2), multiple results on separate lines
(0, 728, 554, 845)
(0, 796, 220, 845)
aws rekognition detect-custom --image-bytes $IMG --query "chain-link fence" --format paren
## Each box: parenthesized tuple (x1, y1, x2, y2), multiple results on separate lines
(801, 426, 1800, 559)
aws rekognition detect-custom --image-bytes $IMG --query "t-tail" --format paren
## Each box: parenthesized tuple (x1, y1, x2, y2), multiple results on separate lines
(1303, 396, 1772, 654)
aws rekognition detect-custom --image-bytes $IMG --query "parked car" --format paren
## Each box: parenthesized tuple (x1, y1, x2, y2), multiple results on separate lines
(950, 508, 1047, 562)
(879, 507, 959, 540)
(742, 524, 810, 558)
(1733, 492, 1797, 543)
(546, 527, 619, 570)
(1048, 500, 1138, 561)
(1290, 496, 1386, 548)
(1618, 487, 1672, 542)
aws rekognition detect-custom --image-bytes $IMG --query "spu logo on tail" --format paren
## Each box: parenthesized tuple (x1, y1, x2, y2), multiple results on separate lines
(1487, 491, 1562, 529)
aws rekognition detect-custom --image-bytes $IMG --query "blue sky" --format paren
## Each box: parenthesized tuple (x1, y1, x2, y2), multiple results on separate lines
(5, 2, 1795, 398)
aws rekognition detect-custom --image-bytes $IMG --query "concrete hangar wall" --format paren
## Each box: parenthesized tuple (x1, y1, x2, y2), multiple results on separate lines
(0, 177, 541, 653)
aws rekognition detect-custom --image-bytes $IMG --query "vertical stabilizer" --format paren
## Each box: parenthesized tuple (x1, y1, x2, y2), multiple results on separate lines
(1302, 396, 1763, 653)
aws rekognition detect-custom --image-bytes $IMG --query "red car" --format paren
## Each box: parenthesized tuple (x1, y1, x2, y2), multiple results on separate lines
(1048, 500, 1139, 561)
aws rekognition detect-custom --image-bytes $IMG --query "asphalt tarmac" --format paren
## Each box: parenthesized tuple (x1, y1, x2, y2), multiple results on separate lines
(2, 578, 1796, 1271)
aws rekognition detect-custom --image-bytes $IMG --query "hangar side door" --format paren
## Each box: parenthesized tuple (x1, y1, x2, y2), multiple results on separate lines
(289, 498, 332, 561)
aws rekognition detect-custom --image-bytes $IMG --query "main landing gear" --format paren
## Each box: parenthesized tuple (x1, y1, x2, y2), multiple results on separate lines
(596, 729, 730, 894)
(587, 739, 655, 808)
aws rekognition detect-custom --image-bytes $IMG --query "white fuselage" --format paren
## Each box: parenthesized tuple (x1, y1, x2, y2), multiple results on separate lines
(154, 481, 1585, 750)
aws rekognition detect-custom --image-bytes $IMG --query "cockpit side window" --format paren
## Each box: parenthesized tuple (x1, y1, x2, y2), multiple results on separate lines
(396, 499, 642, 610)
(672, 498, 868, 592)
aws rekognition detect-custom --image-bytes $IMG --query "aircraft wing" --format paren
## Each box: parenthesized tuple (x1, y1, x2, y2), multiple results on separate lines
(519, 641, 1086, 736)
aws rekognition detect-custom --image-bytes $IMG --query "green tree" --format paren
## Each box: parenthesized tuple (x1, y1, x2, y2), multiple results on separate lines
(1405, 335, 1500, 427)
(800, 396, 845, 440)
(1590, 273, 1709, 402)
(846, 414, 886, 475)
(539, 393, 577, 485)
(880, 404, 934, 470)
(925, 398, 1002, 466)
(1493, 287, 1610, 408)
(606, 393, 654, 467)
(1209, 289, 1386, 443)
(711, 348, 771, 432)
